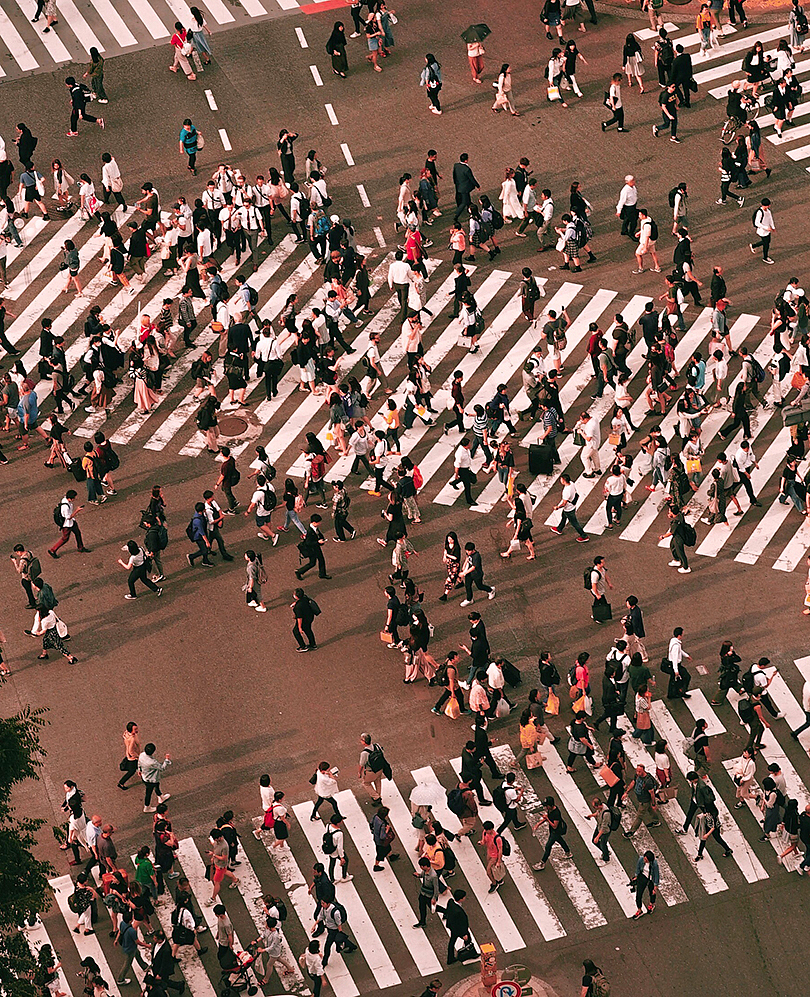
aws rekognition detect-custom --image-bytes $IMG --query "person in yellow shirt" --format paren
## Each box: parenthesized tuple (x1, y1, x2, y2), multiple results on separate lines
(384, 398, 401, 453)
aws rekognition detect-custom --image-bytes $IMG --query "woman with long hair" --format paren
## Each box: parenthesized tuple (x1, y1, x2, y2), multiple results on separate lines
(83, 47, 108, 102)
(189, 6, 214, 65)
(440, 531, 462, 601)
(51, 159, 74, 209)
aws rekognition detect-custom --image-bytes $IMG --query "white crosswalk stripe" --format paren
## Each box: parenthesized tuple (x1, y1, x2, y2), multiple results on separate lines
(22, 915, 75, 996)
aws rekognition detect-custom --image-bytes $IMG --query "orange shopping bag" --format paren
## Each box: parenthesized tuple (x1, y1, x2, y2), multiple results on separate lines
(545, 690, 560, 716)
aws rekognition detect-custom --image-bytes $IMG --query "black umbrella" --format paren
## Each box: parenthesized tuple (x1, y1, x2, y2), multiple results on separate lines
(461, 24, 491, 44)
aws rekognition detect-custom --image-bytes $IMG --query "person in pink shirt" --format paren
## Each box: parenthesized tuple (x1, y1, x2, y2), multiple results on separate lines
(169, 23, 197, 80)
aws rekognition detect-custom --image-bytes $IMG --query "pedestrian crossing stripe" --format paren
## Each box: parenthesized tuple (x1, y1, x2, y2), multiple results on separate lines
(31, 679, 810, 996)
(4, 213, 810, 570)
(0, 0, 341, 78)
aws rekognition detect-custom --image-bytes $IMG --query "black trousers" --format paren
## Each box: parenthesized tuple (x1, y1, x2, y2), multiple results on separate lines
(70, 107, 98, 130)
(635, 873, 656, 908)
(417, 893, 432, 925)
(697, 825, 732, 856)
(103, 186, 127, 209)
(297, 548, 327, 577)
(464, 571, 492, 600)
(454, 191, 472, 222)
(264, 359, 283, 398)
(293, 620, 316, 648)
(118, 758, 138, 788)
(335, 513, 354, 540)
(620, 204, 639, 237)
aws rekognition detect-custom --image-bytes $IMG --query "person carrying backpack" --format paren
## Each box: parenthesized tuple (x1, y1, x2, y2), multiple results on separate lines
(587, 798, 616, 865)
(358, 733, 392, 805)
(749, 196, 776, 265)
(622, 764, 661, 835)
(581, 959, 611, 997)
(531, 795, 572, 870)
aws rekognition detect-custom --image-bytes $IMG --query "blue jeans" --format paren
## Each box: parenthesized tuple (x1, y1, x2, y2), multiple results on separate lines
(781, 482, 804, 512)
(86, 477, 102, 502)
(284, 508, 306, 533)
(557, 509, 586, 538)
(4, 220, 22, 247)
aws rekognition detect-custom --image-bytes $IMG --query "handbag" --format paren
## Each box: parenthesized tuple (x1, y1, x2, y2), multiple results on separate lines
(55, 617, 69, 639)
(110, 176, 124, 193)
(600, 764, 620, 787)
(608, 432, 621, 447)
(197, 131, 205, 150)
(526, 751, 545, 770)
(455, 942, 478, 963)
(545, 690, 560, 715)
(792, 371, 808, 391)
(555, 234, 566, 252)
(119, 757, 130, 772)
(379, 630, 394, 644)
(685, 457, 702, 474)
(603, 90, 612, 108)
(573, 431, 585, 447)
(547, 84, 561, 101)
(592, 601, 612, 623)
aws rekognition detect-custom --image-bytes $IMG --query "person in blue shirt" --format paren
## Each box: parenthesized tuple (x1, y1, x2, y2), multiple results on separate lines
(179, 118, 199, 176)
(115, 913, 149, 984)
(187, 502, 213, 566)
(17, 383, 43, 450)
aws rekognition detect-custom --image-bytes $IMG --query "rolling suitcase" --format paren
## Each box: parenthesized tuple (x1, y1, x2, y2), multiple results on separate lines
(528, 442, 554, 475)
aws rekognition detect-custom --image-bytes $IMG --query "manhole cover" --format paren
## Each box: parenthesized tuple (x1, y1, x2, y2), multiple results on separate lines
(219, 415, 249, 436)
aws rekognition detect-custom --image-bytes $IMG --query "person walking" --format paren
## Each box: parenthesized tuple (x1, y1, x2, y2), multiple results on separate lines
(292, 587, 318, 651)
(622, 765, 661, 836)
(118, 540, 162, 600)
(466, 35, 485, 83)
(622, 33, 645, 91)
(653, 82, 680, 142)
(459, 542, 495, 606)
(420, 54, 443, 115)
(696, 807, 733, 859)
(48, 490, 90, 558)
(452, 154, 480, 223)
(616, 175, 638, 238)
(138, 743, 171, 814)
(117, 721, 141, 791)
(750, 198, 776, 264)
(549, 474, 589, 541)
(326, 21, 349, 78)
(64, 77, 105, 137)
(631, 851, 659, 918)
(296, 514, 330, 579)
(531, 795, 573, 870)
(492, 63, 519, 115)
(602, 74, 626, 132)
(169, 23, 197, 80)
(587, 798, 614, 865)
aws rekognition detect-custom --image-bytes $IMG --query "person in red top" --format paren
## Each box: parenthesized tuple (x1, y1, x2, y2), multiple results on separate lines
(586, 322, 603, 379)
(169, 23, 197, 80)
(404, 225, 428, 278)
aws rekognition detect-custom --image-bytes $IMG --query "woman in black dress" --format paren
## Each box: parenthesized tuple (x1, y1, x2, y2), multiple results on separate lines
(326, 21, 348, 77)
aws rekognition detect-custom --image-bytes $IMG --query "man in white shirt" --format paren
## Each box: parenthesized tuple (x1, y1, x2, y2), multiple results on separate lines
(204, 490, 234, 560)
(604, 465, 627, 527)
(324, 815, 352, 883)
(537, 189, 554, 250)
(496, 772, 527, 833)
(666, 627, 692, 699)
(239, 195, 264, 269)
(202, 182, 225, 242)
(348, 421, 373, 476)
(246, 473, 279, 544)
(451, 437, 475, 505)
(100, 152, 126, 211)
(363, 333, 389, 394)
(749, 657, 784, 719)
(550, 473, 589, 540)
(616, 174, 638, 237)
(0, 202, 23, 249)
(749, 197, 775, 264)
(48, 489, 88, 557)
(734, 440, 761, 507)
(388, 250, 411, 319)
(310, 762, 340, 820)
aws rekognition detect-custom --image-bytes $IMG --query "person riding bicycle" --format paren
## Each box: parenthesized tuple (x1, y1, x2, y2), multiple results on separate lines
(726, 83, 748, 124)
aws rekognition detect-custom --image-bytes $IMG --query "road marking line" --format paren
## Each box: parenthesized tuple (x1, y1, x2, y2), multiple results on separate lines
(14, 0, 71, 59)
(0, 6, 38, 70)
(124, 0, 170, 38)
(373, 226, 385, 246)
(310, 64, 323, 86)
(218, 128, 232, 151)
(296, 26, 308, 47)
(341, 142, 355, 166)
(356, 184, 370, 207)
(57, 0, 104, 54)
(325, 102, 339, 125)
(205, 88, 218, 110)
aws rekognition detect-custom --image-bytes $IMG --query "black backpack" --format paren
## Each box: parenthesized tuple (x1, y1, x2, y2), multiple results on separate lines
(608, 806, 622, 832)
(309, 597, 322, 617)
(668, 186, 679, 209)
(491, 785, 508, 813)
(248, 286, 259, 306)
(648, 218, 659, 242)
(496, 833, 511, 857)
(490, 207, 504, 230)
(434, 660, 450, 686)
(682, 522, 697, 547)
(322, 829, 336, 854)
(797, 6, 809, 33)
(185, 519, 197, 541)
(330, 901, 347, 925)
(583, 565, 593, 590)
(738, 698, 756, 724)
(749, 355, 766, 383)
(53, 504, 65, 528)
(365, 743, 386, 772)
(446, 788, 466, 816)
(268, 896, 288, 921)
(261, 487, 277, 511)
(741, 669, 756, 696)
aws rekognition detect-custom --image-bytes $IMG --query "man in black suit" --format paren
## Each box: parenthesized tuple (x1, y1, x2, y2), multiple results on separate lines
(151, 929, 185, 993)
(452, 153, 480, 223)
(295, 514, 330, 579)
(441, 889, 475, 964)
(669, 44, 693, 108)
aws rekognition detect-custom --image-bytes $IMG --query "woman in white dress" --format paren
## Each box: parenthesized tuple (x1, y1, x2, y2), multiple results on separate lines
(395, 173, 412, 230)
(499, 167, 522, 221)
(51, 159, 74, 209)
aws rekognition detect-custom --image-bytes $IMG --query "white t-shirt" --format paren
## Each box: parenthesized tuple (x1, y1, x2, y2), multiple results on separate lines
(584, 416, 600, 448)
(561, 483, 578, 511)
(487, 661, 505, 690)
(252, 485, 275, 517)
(260, 784, 275, 810)
(454, 445, 472, 470)
(605, 473, 626, 496)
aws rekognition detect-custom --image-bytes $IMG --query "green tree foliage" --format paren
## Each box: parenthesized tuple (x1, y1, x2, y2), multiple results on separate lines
(0, 705, 55, 997)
